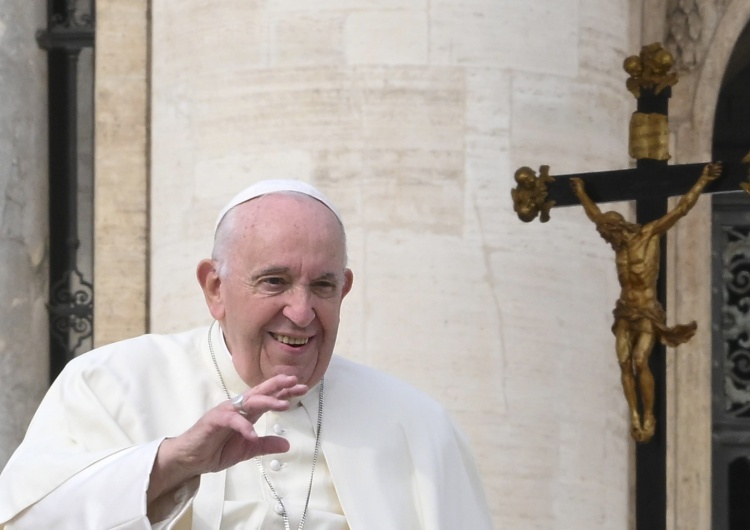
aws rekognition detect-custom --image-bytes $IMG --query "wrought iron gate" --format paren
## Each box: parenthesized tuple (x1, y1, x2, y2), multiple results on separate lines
(712, 193, 750, 530)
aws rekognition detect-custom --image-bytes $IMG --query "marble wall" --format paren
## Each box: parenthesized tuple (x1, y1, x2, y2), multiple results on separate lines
(0, 2, 49, 466)
(93, 0, 150, 346)
(148, 1, 633, 527)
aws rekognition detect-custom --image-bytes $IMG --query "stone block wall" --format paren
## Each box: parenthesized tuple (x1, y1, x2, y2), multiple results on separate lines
(146, 1, 634, 527)
(93, 0, 150, 346)
(0, 2, 49, 467)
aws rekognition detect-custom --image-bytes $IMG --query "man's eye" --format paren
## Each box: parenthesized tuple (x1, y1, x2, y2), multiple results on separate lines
(260, 277, 287, 288)
(312, 282, 337, 296)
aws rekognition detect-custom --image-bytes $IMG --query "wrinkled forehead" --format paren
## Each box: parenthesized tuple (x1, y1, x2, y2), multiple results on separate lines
(219, 192, 349, 270)
(236, 191, 341, 230)
(214, 179, 341, 233)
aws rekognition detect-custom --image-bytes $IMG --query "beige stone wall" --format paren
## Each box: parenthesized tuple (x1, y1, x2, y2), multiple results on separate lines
(93, 0, 150, 347)
(146, 1, 634, 527)
(0, 0, 49, 467)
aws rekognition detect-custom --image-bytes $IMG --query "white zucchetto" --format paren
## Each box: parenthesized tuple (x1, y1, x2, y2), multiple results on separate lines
(214, 179, 341, 233)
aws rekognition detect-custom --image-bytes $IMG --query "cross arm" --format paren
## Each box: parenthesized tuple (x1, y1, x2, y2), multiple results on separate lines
(545, 160, 748, 207)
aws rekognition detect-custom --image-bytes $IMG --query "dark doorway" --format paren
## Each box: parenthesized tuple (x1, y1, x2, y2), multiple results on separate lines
(712, 19, 750, 530)
(729, 457, 750, 528)
(713, 21, 750, 162)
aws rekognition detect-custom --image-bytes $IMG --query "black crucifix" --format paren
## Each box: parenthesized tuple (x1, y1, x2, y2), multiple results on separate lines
(511, 42, 750, 530)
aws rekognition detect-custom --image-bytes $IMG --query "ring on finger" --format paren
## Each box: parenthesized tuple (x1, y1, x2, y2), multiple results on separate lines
(231, 394, 247, 416)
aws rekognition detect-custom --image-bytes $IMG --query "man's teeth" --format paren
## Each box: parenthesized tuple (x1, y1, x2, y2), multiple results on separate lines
(272, 333, 309, 346)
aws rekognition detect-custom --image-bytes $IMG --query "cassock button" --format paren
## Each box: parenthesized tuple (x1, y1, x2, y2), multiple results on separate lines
(270, 459, 282, 471)
(273, 423, 285, 435)
(275, 502, 285, 515)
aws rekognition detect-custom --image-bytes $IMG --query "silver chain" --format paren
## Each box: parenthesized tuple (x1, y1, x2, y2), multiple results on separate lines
(208, 321, 323, 530)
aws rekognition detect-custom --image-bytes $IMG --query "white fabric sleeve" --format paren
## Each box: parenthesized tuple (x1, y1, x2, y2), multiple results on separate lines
(3, 439, 198, 530)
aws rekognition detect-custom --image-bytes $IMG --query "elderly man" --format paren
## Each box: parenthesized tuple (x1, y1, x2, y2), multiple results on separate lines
(0, 181, 494, 529)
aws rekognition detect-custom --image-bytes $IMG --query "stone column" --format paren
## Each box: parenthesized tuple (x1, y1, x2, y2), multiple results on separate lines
(0, 2, 50, 467)
(93, 0, 150, 346)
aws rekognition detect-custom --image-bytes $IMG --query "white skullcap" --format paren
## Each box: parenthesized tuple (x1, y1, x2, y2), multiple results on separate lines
(214, 179, 342, 233)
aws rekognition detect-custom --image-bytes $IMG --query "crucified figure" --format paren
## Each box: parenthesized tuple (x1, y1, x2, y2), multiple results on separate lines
(570, 162, 722, 442)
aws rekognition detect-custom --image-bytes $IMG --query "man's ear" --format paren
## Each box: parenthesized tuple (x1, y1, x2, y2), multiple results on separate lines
(341, 268, 354, 299)
(197, 259, 225, 320)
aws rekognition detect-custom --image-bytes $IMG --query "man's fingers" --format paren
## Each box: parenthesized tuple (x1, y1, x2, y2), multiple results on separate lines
(275, 383, 308, 399)
(224, 413, 291, 458)
(252, 374, 308, 398)
(227, 393, 299, 422)
(224, 374, 310, 423)
(254, 435, 291, 456)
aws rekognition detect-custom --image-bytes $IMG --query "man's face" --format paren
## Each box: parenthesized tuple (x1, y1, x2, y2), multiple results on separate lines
(204, 193, 353, 388)
(596, 212, 635, 248)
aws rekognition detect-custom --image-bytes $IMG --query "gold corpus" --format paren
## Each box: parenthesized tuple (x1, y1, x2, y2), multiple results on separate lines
(570, 162, 722, 443)
(629, 112, 670, 161)
(623, 42, 679, 99)
(511, 165, 556, 223)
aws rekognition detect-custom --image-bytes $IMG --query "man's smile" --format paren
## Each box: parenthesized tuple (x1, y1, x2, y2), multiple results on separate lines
(270, 332, 310, 347)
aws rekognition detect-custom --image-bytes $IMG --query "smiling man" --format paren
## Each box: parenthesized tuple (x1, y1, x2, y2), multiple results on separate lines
(0, 180, 494, 529)
(199, 189, 353, 389)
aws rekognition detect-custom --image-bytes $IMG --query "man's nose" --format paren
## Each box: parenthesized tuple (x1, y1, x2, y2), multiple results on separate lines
(282, 287, 316, 327)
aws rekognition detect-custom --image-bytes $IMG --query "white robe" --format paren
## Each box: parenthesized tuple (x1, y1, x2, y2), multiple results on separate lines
(0, 326, 495, 529)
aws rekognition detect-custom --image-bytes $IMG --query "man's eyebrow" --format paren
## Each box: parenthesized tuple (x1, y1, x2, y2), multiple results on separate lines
(314, 272, 340, 283)
(250, 266, 290, 280)
(249, 268, 340, 282)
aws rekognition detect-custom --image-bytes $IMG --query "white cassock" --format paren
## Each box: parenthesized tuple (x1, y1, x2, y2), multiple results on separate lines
(0, 324, 495, 529)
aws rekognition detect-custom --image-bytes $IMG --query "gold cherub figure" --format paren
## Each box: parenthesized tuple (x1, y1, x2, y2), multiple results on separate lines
(511, 165, 555, 223)
(570, 162, 722, 442)
(623, 42, 679, 98)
